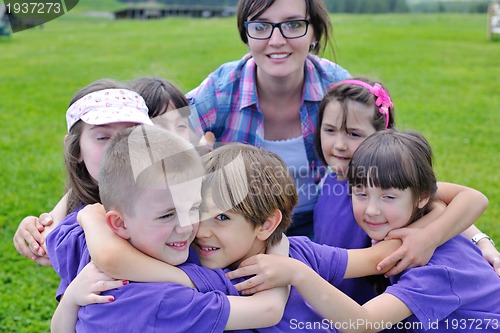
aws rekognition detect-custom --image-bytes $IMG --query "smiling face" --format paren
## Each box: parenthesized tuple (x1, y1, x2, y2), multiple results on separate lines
(193, 192, 265, 270)
(352, 185, 418, 241)
(122, 180, 202, 266)
(246, 0, 314, 80)
(79, 122, 139, 181)
(320, 100, 377, 179)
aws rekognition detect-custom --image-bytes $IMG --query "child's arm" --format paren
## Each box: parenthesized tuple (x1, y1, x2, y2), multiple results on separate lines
(51, 261, 125, 333)
(40, 192, 68, 236)
(283, 259, 411, 333)
(345, 239, 401, 278)
(378, 182, 488, 276)
(225, 287, 288, 329)
(229, 255, 410, 333)
(13, 193, 68, 265)
(227, 239, 400, 294)
(461, 225, 500, 275)
(78, 204, 195, 287)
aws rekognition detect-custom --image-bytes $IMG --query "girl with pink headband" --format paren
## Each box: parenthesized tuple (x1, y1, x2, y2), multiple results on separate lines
(312, 77, 498, 305)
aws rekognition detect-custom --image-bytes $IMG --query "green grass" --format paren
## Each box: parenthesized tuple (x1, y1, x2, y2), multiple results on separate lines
(0, 11, 498, 332)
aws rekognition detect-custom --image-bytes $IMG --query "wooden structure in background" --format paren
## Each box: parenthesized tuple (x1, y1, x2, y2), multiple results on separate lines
(114, 3, 236, 20)
(488, 2, 500, 40)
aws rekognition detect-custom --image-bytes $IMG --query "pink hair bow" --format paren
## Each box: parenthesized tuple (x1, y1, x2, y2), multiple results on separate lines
(371, 83, 393, 129)
(332, 80, 393, 128)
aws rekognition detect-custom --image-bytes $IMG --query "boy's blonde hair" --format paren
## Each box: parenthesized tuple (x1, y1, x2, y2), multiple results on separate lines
(99, 124, 204, 217)
(202, 143, 298, 246)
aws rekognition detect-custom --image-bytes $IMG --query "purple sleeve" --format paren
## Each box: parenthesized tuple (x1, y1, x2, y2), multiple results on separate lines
(385, 237, 500, 331)
(289, 236, 348, 287)
(78, 282, 231, 332)
(179, 263, 239, 296)
(386, 265, 460, 327)
(155, 284, 230, 332)
(46, 206, 90, 300)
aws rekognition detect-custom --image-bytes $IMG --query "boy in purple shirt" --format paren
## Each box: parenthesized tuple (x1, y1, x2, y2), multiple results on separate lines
(51, 125, 289, 332)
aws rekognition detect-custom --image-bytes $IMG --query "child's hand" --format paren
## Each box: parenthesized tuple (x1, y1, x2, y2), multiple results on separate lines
(493, 256, 500, 276)
(377, 200, 447, 276)
(199, 131, 215, 147)
(377, 227, 436, 277)
(77, 203, 106, 227)
(226, 254, 295, 295)
(13, 213, 53, 265)
(65, 261, 127, 306)
(476, 241, 500, 276)
(195, 131, 215, 155)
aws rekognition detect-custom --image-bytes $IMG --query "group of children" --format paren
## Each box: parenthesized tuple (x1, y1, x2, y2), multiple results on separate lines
(13, 75, 500, 332)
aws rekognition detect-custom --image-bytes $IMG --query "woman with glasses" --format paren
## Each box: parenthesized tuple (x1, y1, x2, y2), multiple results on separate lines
(187, 0, 350, 239)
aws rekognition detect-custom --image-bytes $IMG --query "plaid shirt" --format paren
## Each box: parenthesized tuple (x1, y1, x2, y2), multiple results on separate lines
(187, 53, 350, 179)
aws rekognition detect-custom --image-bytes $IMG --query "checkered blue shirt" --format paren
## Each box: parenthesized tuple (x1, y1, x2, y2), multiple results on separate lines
(187, 53, 350, 180)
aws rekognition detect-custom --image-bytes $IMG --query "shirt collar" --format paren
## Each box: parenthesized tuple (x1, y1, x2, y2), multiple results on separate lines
(238, 54, 326, 110)
(239, 54, 259, 110)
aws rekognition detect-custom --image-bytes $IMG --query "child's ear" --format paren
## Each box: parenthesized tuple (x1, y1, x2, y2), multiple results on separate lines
(256, 209, 282, 242)
(105, 210, 131, 240)
(417, 195, 431, 209)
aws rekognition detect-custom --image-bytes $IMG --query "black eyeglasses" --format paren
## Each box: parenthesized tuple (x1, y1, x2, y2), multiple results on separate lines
(244, 19, 310, 40)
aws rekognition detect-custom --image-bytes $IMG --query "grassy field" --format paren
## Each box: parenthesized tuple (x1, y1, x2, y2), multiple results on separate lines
(0, 9, 498, 332)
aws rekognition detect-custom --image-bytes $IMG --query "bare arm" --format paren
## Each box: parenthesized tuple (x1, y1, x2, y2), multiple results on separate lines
(41, 192, 68, 237)
(51, 294, 79, 333)
(78, 204, 194, 287)
(289, 260, 411, 333)
(225, 287, 288, 330)
(345, 239, 401, 278)
(429, 182, 488, 244)
(379, 182, 488, 276)
(462, 225, 500, 275)
(227, 239, 399, 294)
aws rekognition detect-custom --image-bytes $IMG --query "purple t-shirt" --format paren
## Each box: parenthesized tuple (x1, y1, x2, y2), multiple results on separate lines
(313, 173, 377, 305)
(77, 266, 232, 333)
(386, 235, 500, 332)
(189, 236, 349, 332)
(46, 205, 89, 301)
